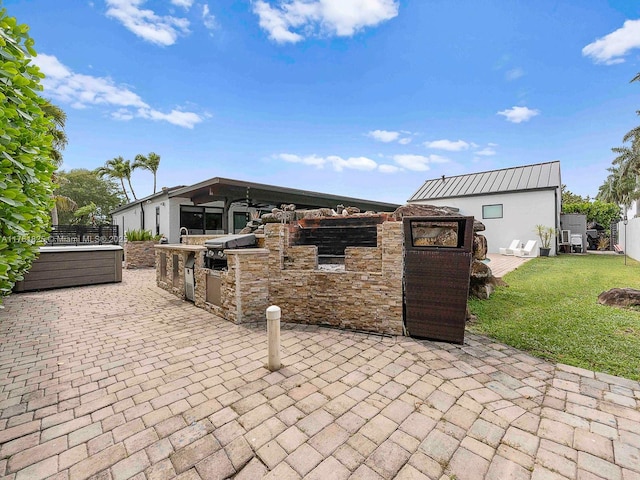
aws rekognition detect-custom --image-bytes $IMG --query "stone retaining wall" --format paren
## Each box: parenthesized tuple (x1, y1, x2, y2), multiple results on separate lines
(125, 241, 157, 269)
(264, 222, 403, 335)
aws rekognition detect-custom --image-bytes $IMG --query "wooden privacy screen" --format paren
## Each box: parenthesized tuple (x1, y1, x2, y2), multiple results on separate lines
(403, 216, 474, 344)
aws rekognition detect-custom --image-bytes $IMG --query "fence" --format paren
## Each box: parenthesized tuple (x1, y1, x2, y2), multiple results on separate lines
(47, 225, 120, 245)
(617, 217, 640, 262)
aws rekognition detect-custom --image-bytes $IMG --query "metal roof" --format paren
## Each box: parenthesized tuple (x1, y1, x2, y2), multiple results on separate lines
(408, 161, 561, 202)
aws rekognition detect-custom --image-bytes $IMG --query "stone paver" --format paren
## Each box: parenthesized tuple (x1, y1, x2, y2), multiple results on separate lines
(1, 268, 639, 479)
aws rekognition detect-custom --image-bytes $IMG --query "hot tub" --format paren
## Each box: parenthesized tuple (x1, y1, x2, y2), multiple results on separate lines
(13, 245, 123, 292)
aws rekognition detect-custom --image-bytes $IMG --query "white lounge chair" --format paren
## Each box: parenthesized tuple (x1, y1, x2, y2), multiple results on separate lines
(514, 240, 538, 257)
(499, 239, 521, 256)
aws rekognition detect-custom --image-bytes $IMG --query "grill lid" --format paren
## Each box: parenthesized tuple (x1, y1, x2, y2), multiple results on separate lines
(204, 233, 256, 249)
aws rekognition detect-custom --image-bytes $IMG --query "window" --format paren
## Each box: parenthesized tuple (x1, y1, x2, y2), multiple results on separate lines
(205, 212, 222, 231)
(233, 212, 250, 233)
(180, 206, 223, 234)
(482, 204, 503, 219)
(180, 207, 204, 232)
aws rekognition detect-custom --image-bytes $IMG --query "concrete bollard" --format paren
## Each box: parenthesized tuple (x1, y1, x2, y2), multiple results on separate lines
(266, 305, 281, 371)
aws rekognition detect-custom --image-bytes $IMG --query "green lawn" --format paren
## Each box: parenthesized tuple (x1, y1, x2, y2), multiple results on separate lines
(468, 254, 640, 381)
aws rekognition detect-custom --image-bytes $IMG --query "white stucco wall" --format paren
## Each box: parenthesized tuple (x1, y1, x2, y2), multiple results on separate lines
(111, 193, 171, 243)
(168, 197, 195, 243)
(617, 216, 640, 262)
(411, 189, 559, 255)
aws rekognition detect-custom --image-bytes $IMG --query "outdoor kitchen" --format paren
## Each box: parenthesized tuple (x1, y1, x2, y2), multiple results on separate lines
(155, 205, 494, 343)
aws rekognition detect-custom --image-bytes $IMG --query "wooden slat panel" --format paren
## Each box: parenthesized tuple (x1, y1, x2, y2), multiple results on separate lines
(18, 274, 120, 291)
(14, 248, 122, 292)
(31, 251, 118, 263)
(27, 257, 116, 273)
(22, 265, 116, 282)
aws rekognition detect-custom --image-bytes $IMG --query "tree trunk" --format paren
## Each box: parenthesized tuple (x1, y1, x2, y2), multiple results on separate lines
(127, 177, 137, 200)
(51, 205, 58, 226)
(120, 179, 130, 203)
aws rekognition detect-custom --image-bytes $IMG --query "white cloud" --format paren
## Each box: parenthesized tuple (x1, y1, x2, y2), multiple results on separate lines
(367, 130, 400, 143)
(136, 108, 204, 128)
(252, 1, 305, 43)
(497, 106, 540, 123)
(33, 54, 71, 78)
(505, 67, 524, 81)
(276, 153, 378, 172)
(33, 53, 205, 129)
(329, 155, 378, 171)
(475, 147, 496, 156)
(367, 129, 413, 144)
(425, 139, 470, 151)
(582, 19, 640, 65)
(171, 0, 194, 8)
(378, 164, 400, 173)
(105, 0, 190, 46)
(202, 4, 216, 30)
(252, 0, 399, 44)
(392, 154, 449, 171)
(111, 108, 135, 121)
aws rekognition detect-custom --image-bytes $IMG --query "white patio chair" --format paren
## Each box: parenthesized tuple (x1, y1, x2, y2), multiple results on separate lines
(499, 239, 521, 256)
(514, 240, 538, 257)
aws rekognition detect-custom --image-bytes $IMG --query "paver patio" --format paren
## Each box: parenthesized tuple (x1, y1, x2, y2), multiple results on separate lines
(0, 269, 638, 480)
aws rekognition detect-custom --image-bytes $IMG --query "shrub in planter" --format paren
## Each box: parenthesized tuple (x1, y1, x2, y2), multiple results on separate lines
(125, 229, 161, 242)
(536, 225, 554, 256)
(124, 230, 161, 268)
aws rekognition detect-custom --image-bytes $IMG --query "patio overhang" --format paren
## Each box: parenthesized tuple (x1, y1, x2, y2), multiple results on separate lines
(168, 177, 400, 212)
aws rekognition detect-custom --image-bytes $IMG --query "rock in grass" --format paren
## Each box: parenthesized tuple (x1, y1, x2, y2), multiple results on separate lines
(597, 288, 640, 307)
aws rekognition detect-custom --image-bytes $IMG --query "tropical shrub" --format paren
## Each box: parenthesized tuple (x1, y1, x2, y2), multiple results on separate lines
(535, 225, 555, 249)
(562, 201, 621, 229)
(125, 229, 161, 242)
(0, 9, 56, 300)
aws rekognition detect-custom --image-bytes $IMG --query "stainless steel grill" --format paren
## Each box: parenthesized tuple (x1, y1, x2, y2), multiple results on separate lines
(204, 234, 257, 270)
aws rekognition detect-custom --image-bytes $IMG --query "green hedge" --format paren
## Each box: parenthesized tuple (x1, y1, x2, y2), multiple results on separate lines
(0, 9, 56, 300)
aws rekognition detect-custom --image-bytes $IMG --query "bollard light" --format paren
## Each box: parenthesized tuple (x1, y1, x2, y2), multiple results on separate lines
(266, 305, 281, 371)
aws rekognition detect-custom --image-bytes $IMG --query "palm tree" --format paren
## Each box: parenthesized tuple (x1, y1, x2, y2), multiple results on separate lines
(96, 156, 137, 203)
(597, 166, 638, 209)
(41, 101, 76, 224)
(51, 195, 77, 225)
(42, 100, 68, 167)
(613, 135, 640, 180)
(133, 152, 161, 194)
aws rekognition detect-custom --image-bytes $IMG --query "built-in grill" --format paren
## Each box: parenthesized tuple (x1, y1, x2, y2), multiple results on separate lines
(204, 233, 257, 270)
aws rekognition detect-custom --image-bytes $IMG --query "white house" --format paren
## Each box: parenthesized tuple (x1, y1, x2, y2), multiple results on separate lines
(110, 177, 400, 244)
(617, 202, 639, 262)
(407, 161, 562, 255)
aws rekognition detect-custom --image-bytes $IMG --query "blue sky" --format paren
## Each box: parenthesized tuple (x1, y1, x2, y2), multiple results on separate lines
(5, 0, 640, 204)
